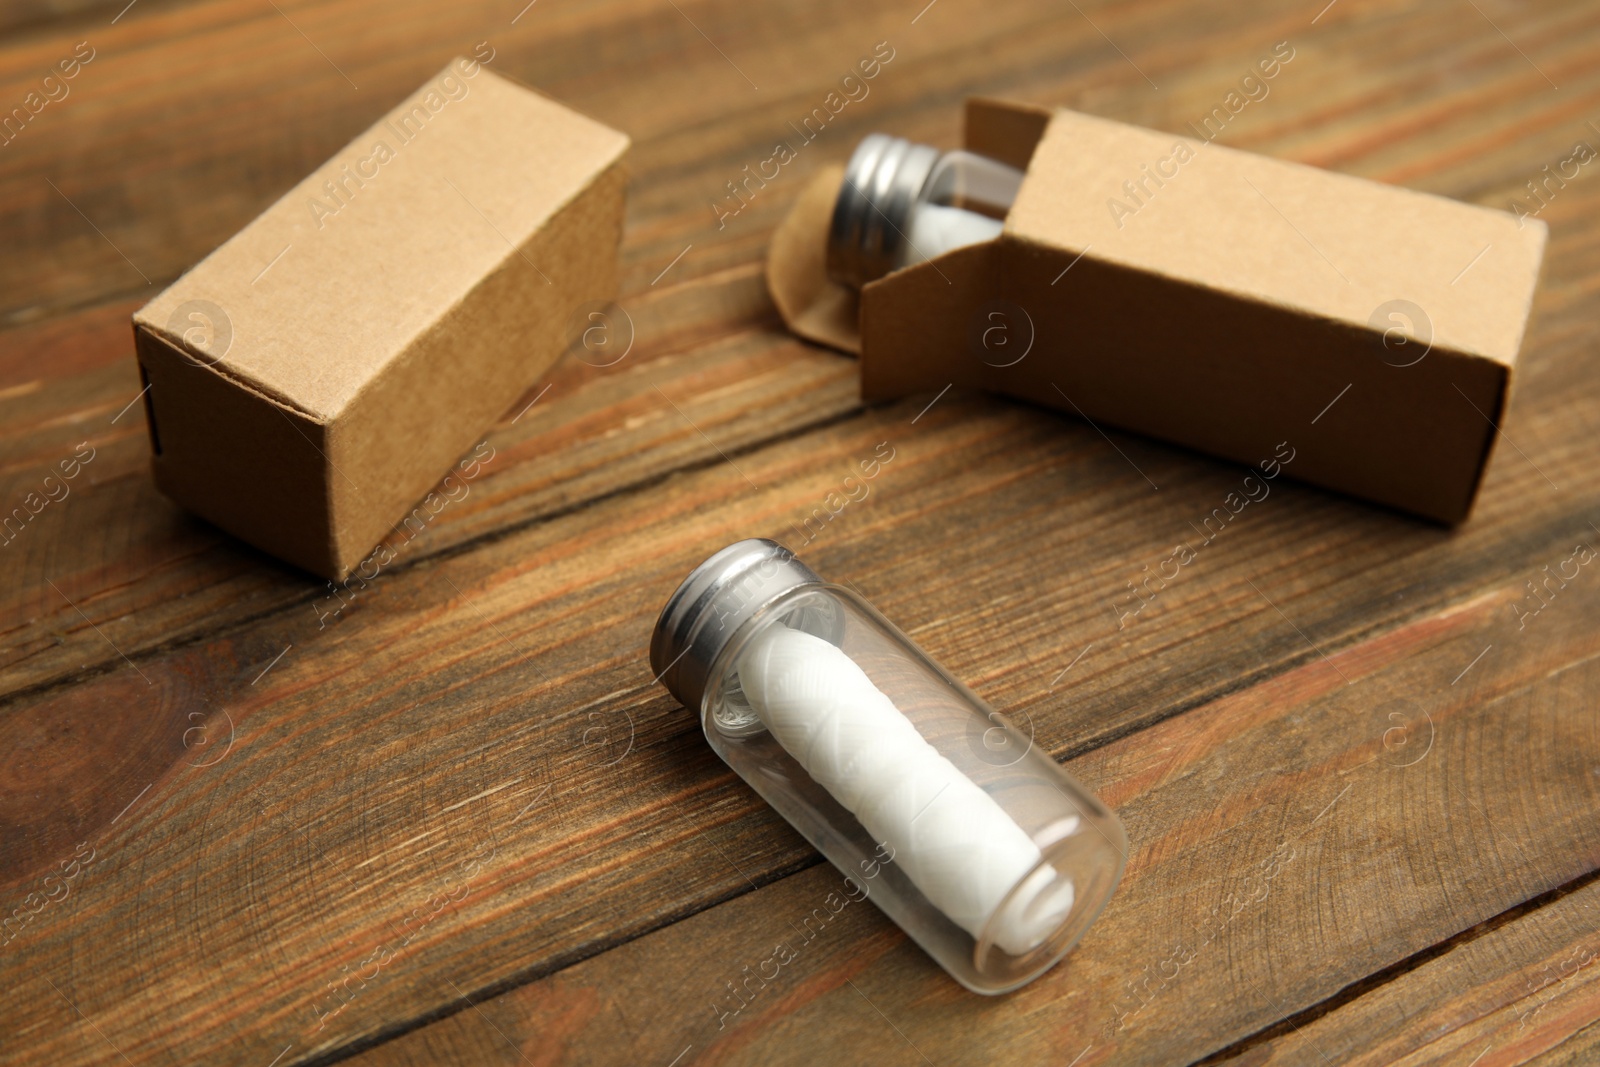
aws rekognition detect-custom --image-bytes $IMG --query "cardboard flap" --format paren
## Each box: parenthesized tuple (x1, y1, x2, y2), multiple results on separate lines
(766, 164, 860, 355)
(963, 97, 1054, 170)
(859, 239, 1005, 401)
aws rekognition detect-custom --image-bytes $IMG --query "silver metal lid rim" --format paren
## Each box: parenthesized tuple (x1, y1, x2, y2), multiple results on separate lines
(649, 538, 825, 711)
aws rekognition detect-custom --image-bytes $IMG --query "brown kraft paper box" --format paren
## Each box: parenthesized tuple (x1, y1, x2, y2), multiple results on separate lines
(133, 58, 629, 579)
(767, 98, 1546, 524)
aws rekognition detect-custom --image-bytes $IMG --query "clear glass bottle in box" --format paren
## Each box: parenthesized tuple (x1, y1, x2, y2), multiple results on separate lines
(826, 133, 1026, 289)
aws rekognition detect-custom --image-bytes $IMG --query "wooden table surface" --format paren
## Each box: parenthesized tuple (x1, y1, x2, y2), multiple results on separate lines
(3, 0, 1599, 1064)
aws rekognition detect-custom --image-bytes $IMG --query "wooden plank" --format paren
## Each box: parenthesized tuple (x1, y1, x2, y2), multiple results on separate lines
(1529, 1023, 1600, 1066)
(0, 2, 137, 38)
(1196, 876, 1600, 1065)
(332, 558, 1600, 1066)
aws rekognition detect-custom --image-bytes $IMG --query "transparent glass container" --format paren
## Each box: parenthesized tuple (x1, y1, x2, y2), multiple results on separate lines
(826, 133, 1026, 289)
(650, 539, 1126, 994)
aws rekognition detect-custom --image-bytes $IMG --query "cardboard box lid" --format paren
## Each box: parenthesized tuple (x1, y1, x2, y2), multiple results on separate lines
(134, 60, 629, 422)
(1009, 108, 1544, 366)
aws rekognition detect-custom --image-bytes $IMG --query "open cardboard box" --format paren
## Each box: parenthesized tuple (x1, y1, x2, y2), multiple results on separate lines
(769, 98, 1547, 524)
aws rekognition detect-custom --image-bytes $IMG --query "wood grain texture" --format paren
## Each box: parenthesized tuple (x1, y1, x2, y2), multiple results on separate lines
(337, 572, 1600, 1066)
(2, 0, 1599, 1064)
(1208, 876, 1600, 1066)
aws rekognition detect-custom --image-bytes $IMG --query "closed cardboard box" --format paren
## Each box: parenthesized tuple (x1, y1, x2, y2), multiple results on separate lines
(133, 59, 629, 578)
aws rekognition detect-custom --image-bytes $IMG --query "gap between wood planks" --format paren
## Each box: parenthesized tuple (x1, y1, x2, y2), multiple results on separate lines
(306, 859, 1600, 1067)
(1195, 865, 1600, 1066)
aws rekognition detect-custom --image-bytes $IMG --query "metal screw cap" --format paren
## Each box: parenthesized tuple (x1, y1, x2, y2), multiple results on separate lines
(649, 539, 825, 712)
(826, 134, 940, 289)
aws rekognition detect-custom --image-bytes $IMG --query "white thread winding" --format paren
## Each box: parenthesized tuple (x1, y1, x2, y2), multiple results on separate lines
(736, 624, 1073, 955)
(899, 203, 1004, 268)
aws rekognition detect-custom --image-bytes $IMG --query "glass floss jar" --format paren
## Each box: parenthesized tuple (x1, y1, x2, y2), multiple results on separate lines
(650, 540, 1126, 994)
(826, 134, 1026, 289)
